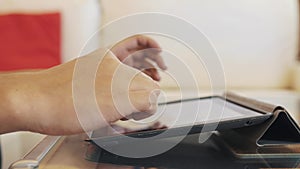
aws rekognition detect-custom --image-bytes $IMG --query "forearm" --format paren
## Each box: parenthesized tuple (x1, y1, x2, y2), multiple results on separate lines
(0, 72, 33, 133)
(0, 65, 75, 135)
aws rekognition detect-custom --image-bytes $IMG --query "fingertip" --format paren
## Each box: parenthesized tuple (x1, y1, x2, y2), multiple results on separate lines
(155, 47, 162, 52)
(157, 63, 167, 71)
(149, 68, 161, 81)
(161, 65, 168, 70)
(154, 73, 161, 81)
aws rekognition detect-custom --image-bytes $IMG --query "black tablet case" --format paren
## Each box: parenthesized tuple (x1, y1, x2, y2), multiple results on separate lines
(89, 92, 300, 159)
(215, 92, 300, 158)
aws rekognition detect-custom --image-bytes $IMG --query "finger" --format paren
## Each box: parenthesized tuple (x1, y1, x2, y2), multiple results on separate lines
(128, 49, 166, 72)
(141, 60, 160, 81)
(115, 35, 161, 52)
(143, 68, 160, 81)
(113, 47, 131, 61)
(125, 35, 167, 70)
(123, 50, 145, 69)
(121, 56, 135, 67)
(125, 112, 153, 121)
(147, 54, 167, 70)
(136, 35, 162, 51)
(120, 53, 143, 70)
(131, 48, 167, 70)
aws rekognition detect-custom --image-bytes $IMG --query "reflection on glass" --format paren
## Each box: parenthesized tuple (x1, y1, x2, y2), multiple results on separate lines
(96, 163, 164, 169)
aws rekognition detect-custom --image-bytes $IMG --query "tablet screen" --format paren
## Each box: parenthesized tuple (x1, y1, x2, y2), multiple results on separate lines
(92, 97, 270, 140)
(154, 97, 261, 127)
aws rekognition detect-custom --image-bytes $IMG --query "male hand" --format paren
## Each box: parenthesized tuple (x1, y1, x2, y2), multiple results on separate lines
(13, 49, 160, 135)
(2, 36, 166, 135)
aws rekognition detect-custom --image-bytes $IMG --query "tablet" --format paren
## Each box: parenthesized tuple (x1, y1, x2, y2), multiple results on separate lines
(91, 96, 273, 144)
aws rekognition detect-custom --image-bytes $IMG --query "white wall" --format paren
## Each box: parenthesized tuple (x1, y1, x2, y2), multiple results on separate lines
(101, 0, 299, 89)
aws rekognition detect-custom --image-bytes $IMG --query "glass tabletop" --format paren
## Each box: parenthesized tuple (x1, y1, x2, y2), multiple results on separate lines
(8, 91, 300, 169)
(9, 133, 300, 169)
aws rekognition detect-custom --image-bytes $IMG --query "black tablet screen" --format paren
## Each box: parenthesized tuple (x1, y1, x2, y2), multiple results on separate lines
(94, 97, 270, 138)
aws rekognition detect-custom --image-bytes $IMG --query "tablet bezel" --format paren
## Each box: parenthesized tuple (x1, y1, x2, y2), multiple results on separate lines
(90, 96, 273, 145)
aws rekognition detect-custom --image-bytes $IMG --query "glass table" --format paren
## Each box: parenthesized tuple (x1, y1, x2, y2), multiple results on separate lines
(8, 90, 300, 169)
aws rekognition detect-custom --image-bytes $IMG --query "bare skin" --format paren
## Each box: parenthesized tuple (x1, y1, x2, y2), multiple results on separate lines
(0, 35, 166, 135)
(111, 35, 167, 81)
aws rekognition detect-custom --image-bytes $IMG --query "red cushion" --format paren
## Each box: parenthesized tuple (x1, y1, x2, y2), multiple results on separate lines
(0, 13, 61, 71)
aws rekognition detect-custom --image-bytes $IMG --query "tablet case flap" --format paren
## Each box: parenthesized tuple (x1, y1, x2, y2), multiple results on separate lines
(221, 92, 300, 147)
(257, 109, 300, 145)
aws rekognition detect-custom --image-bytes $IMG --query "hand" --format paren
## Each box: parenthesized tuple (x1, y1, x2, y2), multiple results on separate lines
(94, 50, 160, 123)
(111, 35, 167, 81)
(3, 49, 160, 135)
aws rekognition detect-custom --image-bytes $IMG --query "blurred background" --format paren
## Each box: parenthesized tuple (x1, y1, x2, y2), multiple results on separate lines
(0, 0, 299, 168)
